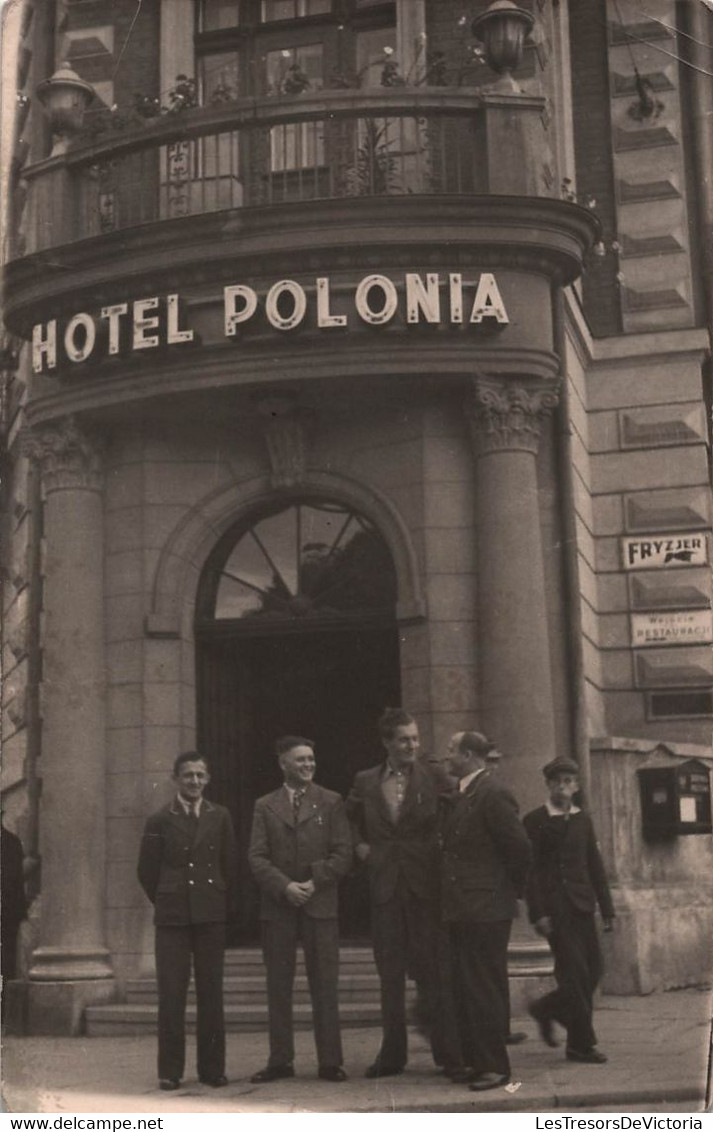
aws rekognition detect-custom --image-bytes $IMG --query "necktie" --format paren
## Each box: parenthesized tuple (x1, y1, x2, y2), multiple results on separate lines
(292, 788, 306, 820)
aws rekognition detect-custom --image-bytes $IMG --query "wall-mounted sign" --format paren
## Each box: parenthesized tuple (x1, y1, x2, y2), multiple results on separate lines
(32, 272, 509, 375)
(622, 533, 708, 571)
(631, 609, 713, 648)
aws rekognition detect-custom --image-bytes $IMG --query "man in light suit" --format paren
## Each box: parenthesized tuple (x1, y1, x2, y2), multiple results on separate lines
(346, 708, 456, 1078)
(248, 735, 352, 1083)
(441, 731, 532, 1092)
(138, 751, 237, 1091)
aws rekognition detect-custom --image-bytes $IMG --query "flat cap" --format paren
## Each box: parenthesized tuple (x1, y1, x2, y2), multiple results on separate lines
(542, 757, 579, 780)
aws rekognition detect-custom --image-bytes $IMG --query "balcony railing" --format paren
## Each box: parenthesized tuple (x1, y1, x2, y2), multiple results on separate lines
(22, 88, 549, 251)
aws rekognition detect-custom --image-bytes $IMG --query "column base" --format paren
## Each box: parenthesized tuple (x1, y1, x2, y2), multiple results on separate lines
(29, 946, 113, 981)
(24, 978, 116, 1035)
(507, 918, 555, 1014)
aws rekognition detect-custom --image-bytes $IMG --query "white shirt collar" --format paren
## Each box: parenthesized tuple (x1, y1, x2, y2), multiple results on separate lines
(545, 800, 581, 816)
(459, 767, 487, 793)
(284, 783, 309, 802)
(176, 795, 202, 816)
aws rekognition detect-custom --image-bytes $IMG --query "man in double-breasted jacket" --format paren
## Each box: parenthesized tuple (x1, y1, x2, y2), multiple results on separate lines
(441, 731, 532, 1092)
(346, 708, 455, 1077)
(524, 757, 614, 1064)
(137, 751, 237, 1090)
(248, 735, 352, 1083)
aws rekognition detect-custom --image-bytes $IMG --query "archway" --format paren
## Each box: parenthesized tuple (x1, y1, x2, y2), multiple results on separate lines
(195, 496, 401, 940)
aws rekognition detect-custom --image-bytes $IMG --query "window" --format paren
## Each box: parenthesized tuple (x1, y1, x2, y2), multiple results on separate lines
(262, 0, 331, 20)
(266, 44, 325, 170)
(647, 691, 713, 720)
(200, 0, 242, 31)
(207, 501, 397, 622)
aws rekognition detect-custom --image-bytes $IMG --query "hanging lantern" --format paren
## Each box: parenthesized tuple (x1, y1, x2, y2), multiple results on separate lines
(471, 0, 535, 91)
(36, 64, 95, 154)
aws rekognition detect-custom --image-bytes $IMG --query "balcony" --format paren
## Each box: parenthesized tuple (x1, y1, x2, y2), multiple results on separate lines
(20, 86, 552, 252)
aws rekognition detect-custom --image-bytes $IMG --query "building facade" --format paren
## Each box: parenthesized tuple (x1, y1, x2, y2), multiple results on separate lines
(2, 0, 712, 1033)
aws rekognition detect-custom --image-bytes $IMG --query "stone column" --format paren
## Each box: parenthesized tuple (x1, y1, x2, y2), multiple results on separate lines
(467, 375, 560, 814)
(23, 416, 114, 1033)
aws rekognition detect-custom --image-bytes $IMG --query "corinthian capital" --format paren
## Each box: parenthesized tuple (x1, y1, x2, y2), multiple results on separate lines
(466, 376, 559, 455)
(22, 416, 104, 493)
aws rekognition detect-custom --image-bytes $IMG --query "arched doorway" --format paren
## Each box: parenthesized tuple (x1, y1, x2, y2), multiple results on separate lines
(195, 496, 401, 941)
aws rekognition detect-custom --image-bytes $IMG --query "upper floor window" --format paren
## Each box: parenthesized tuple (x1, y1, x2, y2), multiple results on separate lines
(199, 0, 331, 30)
(195, 0, 395, 102)
(262, 0, 331, 20)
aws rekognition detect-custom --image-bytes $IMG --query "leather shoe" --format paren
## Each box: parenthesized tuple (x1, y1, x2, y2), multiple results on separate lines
(468, 1072, 510, 1092)
(158, 1079, 180, 1091)
(250, 1065, 295, 1083)
(199, 1075, 228, 1087)
(447, 1067, 475, 1083)
(318, 1066, 347, 1082)
(365, 1063, 404, 1079)
(528, 1003, 558, 1047)
(506, 1031, 528, 1045)
(566, 1046, 608, 1064)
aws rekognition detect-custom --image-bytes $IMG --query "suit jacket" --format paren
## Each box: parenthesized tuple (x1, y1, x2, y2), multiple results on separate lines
(346, 759, 451, 905)
(1, 827, 28, 932)
(440, 770, 532, 923)
(137, 798, 237, 926)
(523, 805, 614, 923)
(248, 783, 352, 920)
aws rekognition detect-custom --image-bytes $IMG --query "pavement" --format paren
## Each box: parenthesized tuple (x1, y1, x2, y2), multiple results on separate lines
(2, 988, 711, 1114)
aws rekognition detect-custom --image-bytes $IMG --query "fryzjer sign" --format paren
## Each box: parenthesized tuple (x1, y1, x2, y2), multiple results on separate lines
(622, 534, 708, 571)
(631, 610, 713, 648)
(31, 272, 509, 375)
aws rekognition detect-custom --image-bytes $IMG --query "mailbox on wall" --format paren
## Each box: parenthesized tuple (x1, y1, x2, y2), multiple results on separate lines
(637, 758, 712, 841)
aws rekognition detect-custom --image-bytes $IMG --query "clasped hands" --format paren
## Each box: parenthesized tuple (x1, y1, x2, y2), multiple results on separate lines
(285, 879, 316, 906)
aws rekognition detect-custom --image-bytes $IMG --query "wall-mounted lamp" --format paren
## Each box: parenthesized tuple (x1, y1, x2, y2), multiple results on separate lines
(36, 64, 95, 155)
(471, 0, 535, 93)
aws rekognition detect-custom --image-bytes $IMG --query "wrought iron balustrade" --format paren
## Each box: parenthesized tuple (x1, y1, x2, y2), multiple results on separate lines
(62, 89, 493, 238)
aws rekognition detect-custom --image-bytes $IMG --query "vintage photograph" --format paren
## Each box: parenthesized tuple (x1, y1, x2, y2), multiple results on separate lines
(0, 0, 711, 1116)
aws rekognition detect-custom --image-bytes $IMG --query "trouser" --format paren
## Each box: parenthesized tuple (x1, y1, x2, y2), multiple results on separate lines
(155, 922, 226, 1082)
(371, 888, 450, 1068)
(449, 919, 512, 1078)
(261, 914, 342, 1069)
(534, 903, 602, 1053)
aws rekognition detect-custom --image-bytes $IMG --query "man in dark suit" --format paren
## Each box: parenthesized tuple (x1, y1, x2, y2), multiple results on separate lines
(137, 751, 237, 1091)
(441, 730, 532, 1092)
(346, 708, 455, 1078)
(248, 735, 352, 1083)
(524, 757, 614, 1064)
(1, 816, 29, 1021)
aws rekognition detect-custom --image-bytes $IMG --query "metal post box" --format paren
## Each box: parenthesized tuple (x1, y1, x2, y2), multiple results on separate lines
(637, 758, 712, 841)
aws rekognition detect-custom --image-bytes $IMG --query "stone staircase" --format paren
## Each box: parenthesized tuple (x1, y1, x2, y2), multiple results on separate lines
(84, 941, 553, 1036)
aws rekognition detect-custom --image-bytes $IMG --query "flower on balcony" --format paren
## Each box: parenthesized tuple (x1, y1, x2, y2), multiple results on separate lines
(281, 63, 311, 94)
(166, 75, 198, 113)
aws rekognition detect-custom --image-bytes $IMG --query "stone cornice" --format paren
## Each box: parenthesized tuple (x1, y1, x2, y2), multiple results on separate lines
(21, 416, 104, 493)
(466, 375, 560, 455)
(4, 196, 599, 338)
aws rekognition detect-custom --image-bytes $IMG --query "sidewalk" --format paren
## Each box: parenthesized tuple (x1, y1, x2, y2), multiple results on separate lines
(2, 988, 711, 1114)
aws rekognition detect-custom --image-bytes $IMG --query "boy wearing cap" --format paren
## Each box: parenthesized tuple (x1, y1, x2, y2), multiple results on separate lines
(523, 758, 614, 1064)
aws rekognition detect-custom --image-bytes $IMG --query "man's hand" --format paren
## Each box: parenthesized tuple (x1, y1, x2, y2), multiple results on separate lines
(534, 916, 553, 938)
(285, 881, 313, 906)
(355, 842, 371, 862)
(602, 917, 614, 933)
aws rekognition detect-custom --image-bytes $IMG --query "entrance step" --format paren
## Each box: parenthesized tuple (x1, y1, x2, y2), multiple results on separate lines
(85, 1000, 386, 1037)
(84, 943, 553, 1036)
